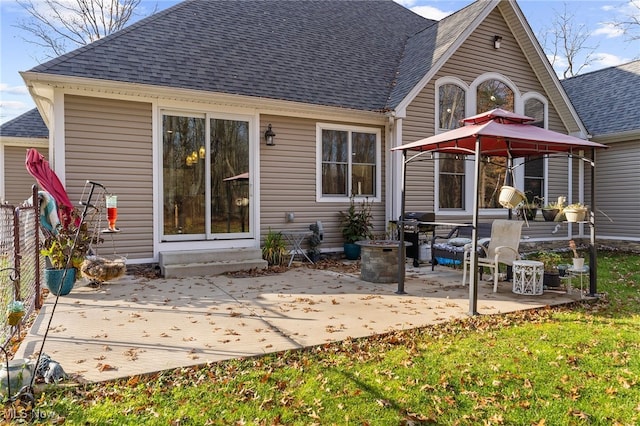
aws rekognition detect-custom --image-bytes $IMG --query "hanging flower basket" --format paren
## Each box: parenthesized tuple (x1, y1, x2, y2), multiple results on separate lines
(498, 186, 526, 209)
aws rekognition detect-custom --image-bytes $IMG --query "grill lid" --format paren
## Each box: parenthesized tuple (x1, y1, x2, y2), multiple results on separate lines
(403, 212, 435, 222)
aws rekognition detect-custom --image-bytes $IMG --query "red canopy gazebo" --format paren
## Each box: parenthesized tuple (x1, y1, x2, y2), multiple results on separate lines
(392, 109, 608, 314)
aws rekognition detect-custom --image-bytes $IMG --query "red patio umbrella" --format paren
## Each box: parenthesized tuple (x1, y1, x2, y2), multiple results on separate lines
(392, 109, 608, 314)
(25, 148, 76, 229)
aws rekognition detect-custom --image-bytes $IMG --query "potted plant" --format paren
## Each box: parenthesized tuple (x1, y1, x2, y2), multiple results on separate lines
(532, 251, 562, 287)
(564, 203, 588, 222)
(541, 199, 564, 222)
(40, 213, 92, 296)
(7, 301, 25, 326)
(517, 202, 538, 221)
(339, 197, 373, 260)
(516, 194, 542, 221)
(569, 239, 585, 270)
(261, 228, 287, 267)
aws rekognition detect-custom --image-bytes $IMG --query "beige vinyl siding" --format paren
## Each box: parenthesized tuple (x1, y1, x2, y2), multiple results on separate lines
(4, 145, 47, 205)
(64, 95, 153, 260)
(260, 115, 386, 249)
(594, 140, 640, 239)
(402, 7, 576, 239)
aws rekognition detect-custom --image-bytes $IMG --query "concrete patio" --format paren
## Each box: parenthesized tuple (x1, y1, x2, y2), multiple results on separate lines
(14, 262, 583, 383)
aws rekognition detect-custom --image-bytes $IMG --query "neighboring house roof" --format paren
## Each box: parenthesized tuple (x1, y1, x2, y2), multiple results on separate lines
(0, 108, 48, 138)
(562, 60, 640, 137)
(28, 0, 441, 112)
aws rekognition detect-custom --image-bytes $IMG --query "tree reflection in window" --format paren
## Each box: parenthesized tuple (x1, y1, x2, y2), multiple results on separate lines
(439, 154, 465, 209)
(477, 79, 514, 112)
(439, 84, 465, 130)
(525, 98, 544, 128)
(321, 128, 377, 197)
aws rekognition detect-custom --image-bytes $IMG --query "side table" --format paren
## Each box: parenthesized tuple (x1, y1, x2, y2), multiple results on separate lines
(282, 230, 313, 267)
(562, 266, 590, 298)
(512, 260, 544, 295)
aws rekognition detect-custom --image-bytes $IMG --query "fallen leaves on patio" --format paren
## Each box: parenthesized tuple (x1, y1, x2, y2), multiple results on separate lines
(14, 253, 640, 425)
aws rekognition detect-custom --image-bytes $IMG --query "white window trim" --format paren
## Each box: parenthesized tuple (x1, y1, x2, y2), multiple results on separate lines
(434, 77, 469, 214)
(469, 72, 521, 115)
(316, 122, 381, 203)
(522, 92, 549, 129)
(434, 76, 469, 132)
(158, 108, 257, 245)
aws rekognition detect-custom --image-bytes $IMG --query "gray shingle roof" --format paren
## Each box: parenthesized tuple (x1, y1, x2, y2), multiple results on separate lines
(0, 108, 48, 138)
(29, 0, 444, 112)
(388, 1, 488, 108)
(562, 60, 640, 136)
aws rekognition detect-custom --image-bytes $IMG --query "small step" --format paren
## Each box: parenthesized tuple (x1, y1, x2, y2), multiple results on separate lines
(159, 248, 267, 278)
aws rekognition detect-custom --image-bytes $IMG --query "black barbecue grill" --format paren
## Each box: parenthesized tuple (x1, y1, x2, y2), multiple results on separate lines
(400, 212, 436, 267)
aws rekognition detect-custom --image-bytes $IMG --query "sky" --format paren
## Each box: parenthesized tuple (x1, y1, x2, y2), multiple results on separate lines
(1, 0, 638, 124)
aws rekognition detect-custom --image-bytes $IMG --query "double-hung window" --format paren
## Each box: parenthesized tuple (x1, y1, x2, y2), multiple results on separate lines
(317, 124, 380, 201)
(437, 82, 467, 209)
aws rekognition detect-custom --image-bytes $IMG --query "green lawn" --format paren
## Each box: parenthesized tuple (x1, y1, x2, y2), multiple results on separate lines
(14, 252, 640, 425)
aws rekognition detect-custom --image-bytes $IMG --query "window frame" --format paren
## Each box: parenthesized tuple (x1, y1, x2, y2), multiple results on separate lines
(434, 77, 469, 212)
(316, 123, 381, 203)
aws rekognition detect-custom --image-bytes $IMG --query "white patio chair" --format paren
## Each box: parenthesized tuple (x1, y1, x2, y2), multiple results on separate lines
(462, 220, 524, 292)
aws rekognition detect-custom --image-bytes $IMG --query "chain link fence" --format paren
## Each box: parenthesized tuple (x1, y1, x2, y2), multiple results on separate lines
(0, 186, 42, 350)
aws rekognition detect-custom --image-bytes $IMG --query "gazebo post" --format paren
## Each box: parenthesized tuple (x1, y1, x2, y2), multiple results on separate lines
(589, 148, 597, 296)
(396, 149, 408, 295)
(469, 136, 481, 316)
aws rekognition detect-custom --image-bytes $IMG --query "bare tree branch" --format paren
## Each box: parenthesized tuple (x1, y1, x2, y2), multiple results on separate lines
(15, 0, 145, 60)
(607, 0, 640, 43)
(538, 2, 599, 78)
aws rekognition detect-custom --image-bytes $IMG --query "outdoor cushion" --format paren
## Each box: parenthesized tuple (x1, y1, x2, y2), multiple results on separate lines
(447, 237, 472, 247)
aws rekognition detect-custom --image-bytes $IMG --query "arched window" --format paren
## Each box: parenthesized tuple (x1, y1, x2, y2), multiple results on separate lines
(439, 84, 465, 130)
(476, 79, 514, 113)
(524, 98, 545, 128)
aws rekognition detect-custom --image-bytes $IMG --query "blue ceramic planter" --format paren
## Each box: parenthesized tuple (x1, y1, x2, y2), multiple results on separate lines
(44, 268, 76, 296)
(343, 243, 361, 260)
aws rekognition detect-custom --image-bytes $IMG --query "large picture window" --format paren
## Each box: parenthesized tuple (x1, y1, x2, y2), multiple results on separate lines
(318, 125, 380, 200)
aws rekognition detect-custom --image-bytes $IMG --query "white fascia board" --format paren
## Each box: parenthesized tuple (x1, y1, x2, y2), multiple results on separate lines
(0, 136, 48, 146)
(20, 72, 386, 126)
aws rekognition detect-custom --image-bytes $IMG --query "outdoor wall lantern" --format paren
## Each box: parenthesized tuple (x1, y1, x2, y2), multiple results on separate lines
(264, 124, 276, 146)
(493, 35, 502, 49)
